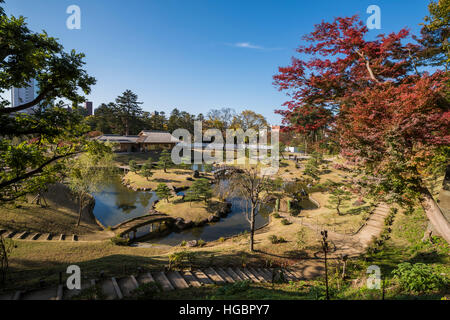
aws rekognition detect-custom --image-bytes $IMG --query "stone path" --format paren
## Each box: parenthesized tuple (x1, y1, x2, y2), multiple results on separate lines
(0, 229, 114, 242)
(0, 267, 307, 300)
(278, 202, 391, 258)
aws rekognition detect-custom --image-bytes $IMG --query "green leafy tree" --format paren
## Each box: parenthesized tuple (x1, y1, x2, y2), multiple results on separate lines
(155, 183, 172, 202)
(0, 1, 96, 201)
(157, 150, 172, 173)
(416, 0, 450, 70)
(325, 185, 352, 215)
(68, 146, 114, 226)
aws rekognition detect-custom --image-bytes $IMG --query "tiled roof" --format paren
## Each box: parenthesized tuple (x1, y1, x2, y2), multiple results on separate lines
(96, 135, 139, 143)
(138, 131, 179, 143)
(96, 132, 179, 144)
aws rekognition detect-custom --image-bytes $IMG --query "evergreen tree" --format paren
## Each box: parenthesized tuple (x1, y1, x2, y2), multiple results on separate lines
(140, 161, 153, 181)
(155, 183, 172, 202)
(113, 90, 143, 135)
(326, 185, 352, 215)
(157, 150, 172, 173)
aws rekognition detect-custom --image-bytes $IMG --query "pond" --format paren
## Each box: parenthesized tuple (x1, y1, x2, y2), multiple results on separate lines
(92, 174, 317, 246)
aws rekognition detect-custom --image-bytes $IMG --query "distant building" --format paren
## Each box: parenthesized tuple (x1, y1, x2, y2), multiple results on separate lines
(11, 79, 39, 114)
(85, 101, 93, 116)
(96, 130, 179, 153)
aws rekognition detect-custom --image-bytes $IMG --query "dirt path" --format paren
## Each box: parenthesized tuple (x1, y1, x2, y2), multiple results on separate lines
(278, 202, 391, 258)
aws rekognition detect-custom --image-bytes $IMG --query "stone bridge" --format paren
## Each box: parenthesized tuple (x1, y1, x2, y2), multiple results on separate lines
(112, 213, 176, 239)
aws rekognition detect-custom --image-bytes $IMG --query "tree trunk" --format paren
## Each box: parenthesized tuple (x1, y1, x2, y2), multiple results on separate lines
(77, 195, 83, 227)
(419, 187, 450, 243)
(249, 205, 256, 252)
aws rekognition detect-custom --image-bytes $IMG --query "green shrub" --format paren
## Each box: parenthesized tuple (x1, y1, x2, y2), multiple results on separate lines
(131, 282, 161, 299)
(218, 237, 225, 243)
(392, 263, 447, 294)
(180, 240, 187, 247)
(213, 280, 251, 297)
(268, 235, 286, 244)
(272, 212, 281, 219)
(281, 218, 291, 225)
(168, 250, 196, 270)
(110, 235, 129, 246)
(197, 239, 206, 247)
(296, 227, 307, 249)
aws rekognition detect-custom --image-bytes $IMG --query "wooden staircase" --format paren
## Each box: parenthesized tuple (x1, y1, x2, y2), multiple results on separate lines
(0, 267, 302, 300)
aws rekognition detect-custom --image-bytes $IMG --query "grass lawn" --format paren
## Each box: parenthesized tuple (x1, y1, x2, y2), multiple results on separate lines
(0, 184, 102, 235)
(301, 192, 375, 234)
(155, 196, 222, 222)
(3, 241, 171, 292)
(123, 169, 213, 190)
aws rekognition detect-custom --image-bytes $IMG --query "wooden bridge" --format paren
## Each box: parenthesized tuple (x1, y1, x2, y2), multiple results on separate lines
(112, 213, 175, 238)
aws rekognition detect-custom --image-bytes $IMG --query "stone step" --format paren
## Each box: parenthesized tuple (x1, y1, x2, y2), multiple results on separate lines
(233, 268, 251, 281)
(15, 231, 28, 239)
(259, 268, 274, 280)
(226, 267, 243, 281)
(364, 223, 383, 233)
(258, 268, 272, 282)
(180, 271, 202, 287)
(56, 284, 64, 300)
(252, 268, 271, 282)
(287, 269, 304, 280)
(117, 276, 139, 297)
(370, 214, 386, 222)
(283, 269, 299, 281)
(136, 272, 156, 286)
(152, 272, 174, 291)
(367, 219, 384, 227)
(63, 280, 95, 300)
(21, 286, 58, 300)
(242, 268, 261, 283)
(248, 268, 267, 282)
(30, 233, 41, 240)
(215, 267, 235, 283)
(275, 269, 294, 282)
(166, 271, 190, 289)
(193, 270, 214, 285)
(99, 278, 119, 300)
(3, 230, 16, 238)
(111, 277, 123, 299)
(203, 267, 225, 284)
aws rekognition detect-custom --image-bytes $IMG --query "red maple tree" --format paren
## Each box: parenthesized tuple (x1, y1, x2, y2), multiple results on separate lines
(274, 15, 450, 241)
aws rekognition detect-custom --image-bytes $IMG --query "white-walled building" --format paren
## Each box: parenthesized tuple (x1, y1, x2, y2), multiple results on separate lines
(11, 79, 39, 114)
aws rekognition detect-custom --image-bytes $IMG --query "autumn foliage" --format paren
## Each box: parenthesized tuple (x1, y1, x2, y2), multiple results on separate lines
(274, 15, 449, 204)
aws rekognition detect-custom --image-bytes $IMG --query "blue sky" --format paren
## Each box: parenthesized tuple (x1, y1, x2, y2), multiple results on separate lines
(4, 0, 431, 124)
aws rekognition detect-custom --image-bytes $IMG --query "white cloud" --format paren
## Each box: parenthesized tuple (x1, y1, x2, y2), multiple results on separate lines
(225, 42, 283, 51)
(234, 42, 263, 49)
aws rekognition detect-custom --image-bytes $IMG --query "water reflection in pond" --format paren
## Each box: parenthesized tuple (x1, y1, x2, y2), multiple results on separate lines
(92, 175, 158, 227)
(92, 174, 317, 245)
(143, 197, 273, 246)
